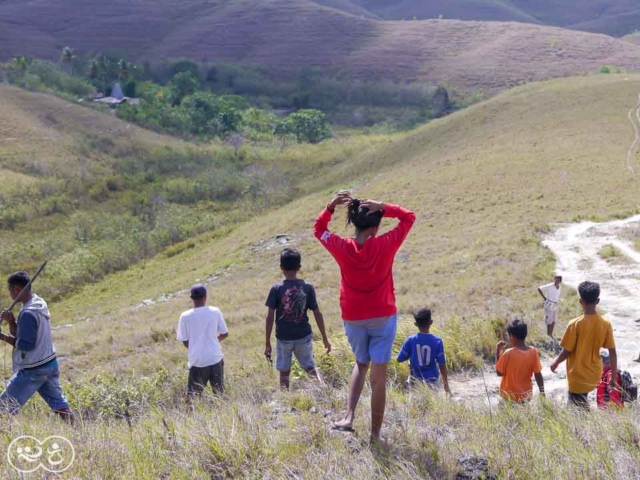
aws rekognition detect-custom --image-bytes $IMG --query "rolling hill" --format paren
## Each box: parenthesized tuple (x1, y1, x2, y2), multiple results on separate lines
(3, 0, 640, 95)
(623, 32, 640, 46)
(0, 83, 391, 304)
(1, 73, 639, 478)
(349, 0, 640, 37)
(40, 72, 640, 381)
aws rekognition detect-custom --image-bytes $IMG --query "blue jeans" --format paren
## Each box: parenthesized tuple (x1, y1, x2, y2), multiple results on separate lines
(276, 334, 315, 371)
(0, 360, 70, 414)
(344, 315, 398, 364)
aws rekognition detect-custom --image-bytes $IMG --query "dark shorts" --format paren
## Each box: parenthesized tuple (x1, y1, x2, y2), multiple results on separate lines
(188, 360, 224, 395)
(568, 391, 590, 410)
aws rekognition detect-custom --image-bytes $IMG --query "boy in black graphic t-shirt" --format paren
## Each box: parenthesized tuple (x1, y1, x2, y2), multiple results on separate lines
(265, 249, 332, 389)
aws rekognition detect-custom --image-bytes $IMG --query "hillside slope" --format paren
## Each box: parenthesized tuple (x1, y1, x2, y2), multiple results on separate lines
(2, 75, 640, 479)
(37, 73, 640, 384)
(354, 0, 640, 36)
(3, 0, 640, 94)
(355, 0, 539, 23)
(0, 84, 392, 303)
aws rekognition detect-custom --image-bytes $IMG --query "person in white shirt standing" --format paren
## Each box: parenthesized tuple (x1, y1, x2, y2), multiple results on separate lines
(177, 284, 229, 396)
(537, 275, 563, 338)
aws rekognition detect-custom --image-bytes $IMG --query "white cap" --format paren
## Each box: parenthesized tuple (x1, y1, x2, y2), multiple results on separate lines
(600, 349, 610, 363)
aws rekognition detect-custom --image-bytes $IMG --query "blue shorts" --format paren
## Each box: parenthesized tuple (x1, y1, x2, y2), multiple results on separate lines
(276, 334, 315, 371)
(0, 359, 70, 414)
(344, 315, 397, 364)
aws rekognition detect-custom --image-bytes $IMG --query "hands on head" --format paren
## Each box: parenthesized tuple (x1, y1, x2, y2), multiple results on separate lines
(329, 191, 385, 214)
(329, 190, 352, 210)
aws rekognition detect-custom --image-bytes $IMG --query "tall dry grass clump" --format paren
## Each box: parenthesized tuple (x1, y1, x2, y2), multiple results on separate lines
(1, 346, 639, 479)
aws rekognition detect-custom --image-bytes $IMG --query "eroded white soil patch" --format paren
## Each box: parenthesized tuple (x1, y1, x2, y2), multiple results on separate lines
(543, 215, 640, 376)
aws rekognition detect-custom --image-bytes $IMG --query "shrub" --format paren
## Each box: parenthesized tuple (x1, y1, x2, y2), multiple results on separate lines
(598, 244, 623, 259)
(276, 109, 331, 144)
(168, 71, 200, 105)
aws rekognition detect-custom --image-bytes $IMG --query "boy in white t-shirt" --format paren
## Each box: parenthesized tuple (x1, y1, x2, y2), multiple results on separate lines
(537, 275, 562, 338)
(176, 284, 229, 395)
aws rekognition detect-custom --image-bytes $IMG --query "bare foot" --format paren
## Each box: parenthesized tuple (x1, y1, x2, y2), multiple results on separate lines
(369, 436, 389, 451)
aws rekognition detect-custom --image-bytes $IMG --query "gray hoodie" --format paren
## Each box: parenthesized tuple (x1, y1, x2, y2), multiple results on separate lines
(13, 295, 56, 372)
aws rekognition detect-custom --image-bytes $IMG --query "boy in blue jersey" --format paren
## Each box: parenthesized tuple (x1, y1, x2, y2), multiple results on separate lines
(397, 308, 451, 393)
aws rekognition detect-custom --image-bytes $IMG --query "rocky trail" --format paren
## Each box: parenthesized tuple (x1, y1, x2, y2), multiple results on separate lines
(543, 215, 640, 373)
(450, 215, 640, 405)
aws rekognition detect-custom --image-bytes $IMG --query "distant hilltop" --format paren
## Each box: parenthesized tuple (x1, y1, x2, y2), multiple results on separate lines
(2, 1, 640, 94)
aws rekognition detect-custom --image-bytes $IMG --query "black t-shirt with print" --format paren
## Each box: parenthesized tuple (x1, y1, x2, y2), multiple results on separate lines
(266, 279, 318, 340)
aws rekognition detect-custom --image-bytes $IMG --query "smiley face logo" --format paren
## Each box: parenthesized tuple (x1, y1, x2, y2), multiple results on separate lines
(7, 436, 75, 473)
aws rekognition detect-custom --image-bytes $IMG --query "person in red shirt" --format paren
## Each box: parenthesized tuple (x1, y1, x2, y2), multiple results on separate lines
(596, 349, 623, 409)
(314, 190, 416, 441)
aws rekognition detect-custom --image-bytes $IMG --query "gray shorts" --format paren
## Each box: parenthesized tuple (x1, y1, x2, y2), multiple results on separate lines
(544, 308, 558, 325)
(276, 334, 315, 371)
(187, 360, 224, 395)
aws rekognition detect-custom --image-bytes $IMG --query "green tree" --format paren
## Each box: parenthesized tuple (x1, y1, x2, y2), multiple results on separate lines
(88, 59, 99, 81)
(89, 54, 112, 94)
(169, 59, 200, 79)
(274, 117, 295, 147)
(117, 59, 130, 82)
(181, 92, 243, 137)
(123, 81, 137, 98)
(282, 109, 331, 144)
(11, 55, 32, 74)
(169, 71, 199, 105)
(60, 46, 75, 75)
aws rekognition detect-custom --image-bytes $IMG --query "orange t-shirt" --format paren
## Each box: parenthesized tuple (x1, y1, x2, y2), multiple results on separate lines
(496, 347, 542, 402)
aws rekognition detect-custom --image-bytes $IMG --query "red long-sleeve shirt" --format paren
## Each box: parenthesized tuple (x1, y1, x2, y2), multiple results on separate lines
(314, 204, 416, 321)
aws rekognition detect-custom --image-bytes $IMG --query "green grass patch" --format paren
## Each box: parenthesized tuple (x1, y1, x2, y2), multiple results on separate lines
(598, 244, 627, 263)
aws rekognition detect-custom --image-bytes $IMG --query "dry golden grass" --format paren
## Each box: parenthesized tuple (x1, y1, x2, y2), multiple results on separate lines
(1, 365, 639, 479)
(0, 85, 180, 171)
(357, 0, 640, 37)
(2, 74, 640, 478)
(20, 72, 639, 388)
(623, 32, 640, 46)
(3, 1, 640, 93)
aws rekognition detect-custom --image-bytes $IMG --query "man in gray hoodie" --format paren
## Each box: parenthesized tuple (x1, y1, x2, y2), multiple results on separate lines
(0, 271, 73, 421)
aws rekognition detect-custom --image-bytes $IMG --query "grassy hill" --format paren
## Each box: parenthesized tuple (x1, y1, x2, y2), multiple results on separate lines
(623, 32, 640, 46)
(353, 0, 640, 37)
(3, 1, 640, 95)
(0, 84, 390, 303)
(355, 0, 539, 23)
(1, 74, 639, 477)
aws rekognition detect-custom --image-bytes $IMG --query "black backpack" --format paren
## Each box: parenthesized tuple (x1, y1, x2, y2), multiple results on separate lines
(621, 371, 638, 403)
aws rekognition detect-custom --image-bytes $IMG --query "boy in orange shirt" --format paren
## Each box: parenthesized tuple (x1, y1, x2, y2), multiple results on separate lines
(496, 319, 545, 402)
(551, 281, 617, 409)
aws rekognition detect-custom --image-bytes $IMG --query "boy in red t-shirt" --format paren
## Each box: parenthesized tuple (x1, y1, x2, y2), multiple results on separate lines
(596, 349, 623, 409)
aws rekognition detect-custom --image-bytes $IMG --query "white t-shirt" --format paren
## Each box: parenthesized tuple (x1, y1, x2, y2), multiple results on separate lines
(540, 283, 562, 304)
(176, 306, 228, 368)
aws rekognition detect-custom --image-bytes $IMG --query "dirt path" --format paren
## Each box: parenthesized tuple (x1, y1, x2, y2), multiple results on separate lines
(543, 215, 640, 373)
(626, 94, 640, 174)
(450, 215, 640, 405)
